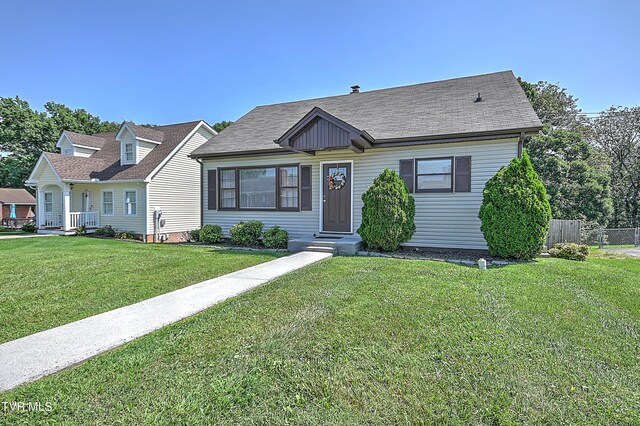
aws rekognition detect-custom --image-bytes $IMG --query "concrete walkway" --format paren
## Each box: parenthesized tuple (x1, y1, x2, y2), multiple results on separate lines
(0, 251, 332, 392)
(0, 233, 56, 240)
(605, 247, 640, 257)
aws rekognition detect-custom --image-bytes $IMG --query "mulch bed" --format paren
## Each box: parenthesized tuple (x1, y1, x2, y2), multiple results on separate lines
(357, 245, 525, 266)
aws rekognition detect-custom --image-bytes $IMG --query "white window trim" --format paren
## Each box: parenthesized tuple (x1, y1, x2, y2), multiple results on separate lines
(123, 189, 138, 216)
(121, 142, 137, 165)
(101, 189, 115, 216)
(44, 191, 54, 213)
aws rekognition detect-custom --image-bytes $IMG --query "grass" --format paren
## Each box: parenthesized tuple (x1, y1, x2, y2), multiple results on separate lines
(1, 254, 639, 424)
(0, 237, 282, 343)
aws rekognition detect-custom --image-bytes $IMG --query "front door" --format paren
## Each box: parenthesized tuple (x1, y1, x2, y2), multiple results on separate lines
(82, 191, 93, 212)
(322, 162, 352, 233)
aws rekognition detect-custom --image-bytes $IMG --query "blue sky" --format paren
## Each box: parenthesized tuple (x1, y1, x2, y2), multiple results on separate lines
(1, 0, 638, 125)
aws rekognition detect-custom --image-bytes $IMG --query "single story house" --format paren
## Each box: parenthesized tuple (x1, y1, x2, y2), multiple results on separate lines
(26, 120, 216, 242)
(0, 188, 36, 227)
(190, 71, 542, 250)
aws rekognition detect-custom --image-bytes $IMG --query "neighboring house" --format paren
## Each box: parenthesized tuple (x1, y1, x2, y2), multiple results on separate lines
(190, 71, 543, 250)
(26, 121, 216, 242)
(0, 188, 36, 226)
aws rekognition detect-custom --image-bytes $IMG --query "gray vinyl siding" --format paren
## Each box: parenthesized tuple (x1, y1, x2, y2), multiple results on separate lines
(202, 138, 519, 250)
(146, 127, 214, 235)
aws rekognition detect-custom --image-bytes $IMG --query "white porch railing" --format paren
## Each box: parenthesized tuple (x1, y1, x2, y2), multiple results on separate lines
(44, 213, 62, 228)
(69, 211, 100, 229)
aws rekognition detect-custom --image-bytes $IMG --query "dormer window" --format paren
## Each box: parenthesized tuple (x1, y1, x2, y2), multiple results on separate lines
(124, 143, 135, 163)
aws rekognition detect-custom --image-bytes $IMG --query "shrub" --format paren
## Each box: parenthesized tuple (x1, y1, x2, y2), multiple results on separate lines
(115, 231, 137, 240)
(479, 152, 552, 260)
(263, 226, 289, 249)
(21, 223, 37, 233)
(199, 224, 223, 243)
(94, 225, 116, 238)
(75, 225, 87, 236)
(357, 169, 416, 251)
(188, 228, 201, 242)
(549, 243, 589, 261)
(229, 220, 263, 246)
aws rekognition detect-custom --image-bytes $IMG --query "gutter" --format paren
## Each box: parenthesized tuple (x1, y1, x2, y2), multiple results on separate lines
(61, 179, 146, 184)
(188, 127, 542, 159)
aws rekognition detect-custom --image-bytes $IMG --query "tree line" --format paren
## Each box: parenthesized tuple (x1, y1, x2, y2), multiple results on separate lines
(0, 97, 232, 189)
(519, 79, 639, 228)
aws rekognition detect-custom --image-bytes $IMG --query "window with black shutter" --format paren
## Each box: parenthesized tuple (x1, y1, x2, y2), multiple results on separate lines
(399, 159, 414, 193)
(300, 165, 312, 211)
(207, 169, 217, 210)
(454, 156, 471, 192)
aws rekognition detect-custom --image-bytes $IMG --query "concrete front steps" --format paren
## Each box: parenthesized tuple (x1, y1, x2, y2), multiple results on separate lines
(288, 234, 362, 255)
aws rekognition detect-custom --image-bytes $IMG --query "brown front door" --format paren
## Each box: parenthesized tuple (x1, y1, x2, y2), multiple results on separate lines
(322, 163, 351, 233)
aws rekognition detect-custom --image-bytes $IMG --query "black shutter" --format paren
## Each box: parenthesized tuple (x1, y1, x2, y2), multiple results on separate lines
(300, 165, 312, 211)
(454, 156, 471, 192)
(399, 159, 414, 193)
(207, 169, 217, 210)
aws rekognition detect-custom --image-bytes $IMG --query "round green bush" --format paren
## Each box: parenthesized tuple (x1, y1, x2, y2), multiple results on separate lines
(94, 225, 116, 238)
(263, 226, 289, 248)
(188, 228, 200, 242)
(548, 243, 589, 261)
(479, 152, 552, 260)
(229, 220, 263, 246)
(357, 168, 416, 251)
(21, 223, 37, 233)
(199, 224, 223, 243)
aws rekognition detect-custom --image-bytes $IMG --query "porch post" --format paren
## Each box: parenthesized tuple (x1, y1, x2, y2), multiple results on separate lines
(37, 190, 45, 228)
(62, 190, 71, 231)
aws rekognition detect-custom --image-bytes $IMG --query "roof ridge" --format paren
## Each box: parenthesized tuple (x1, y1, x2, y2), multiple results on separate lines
(254, 70, 514, 109)
(63, 130, 107, 138)
(151, 119, 204, 129)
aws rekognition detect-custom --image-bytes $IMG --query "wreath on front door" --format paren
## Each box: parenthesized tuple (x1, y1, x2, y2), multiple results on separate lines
(327, 171, 347, 190)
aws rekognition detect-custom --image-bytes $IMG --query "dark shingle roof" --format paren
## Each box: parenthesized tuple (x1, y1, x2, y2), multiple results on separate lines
(44, 153, 106, 181)
(63, 131, 107, 149)
(125, 122, 165, 142)
(0, 188, 36, 204)
(43, 121, 203, 181)
(191, 70, 542, 157)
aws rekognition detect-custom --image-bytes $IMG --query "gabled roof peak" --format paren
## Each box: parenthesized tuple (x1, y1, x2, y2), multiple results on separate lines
(116, 121, 165, 143)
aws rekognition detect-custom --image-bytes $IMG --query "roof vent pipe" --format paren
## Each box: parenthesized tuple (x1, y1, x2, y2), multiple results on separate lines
(475, 92, 482, 102)
(350, 85, 360, 94)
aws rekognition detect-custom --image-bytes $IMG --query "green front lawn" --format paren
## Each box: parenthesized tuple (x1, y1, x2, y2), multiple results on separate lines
(0, 237, 282, 343)
(2, 254, 639, 424)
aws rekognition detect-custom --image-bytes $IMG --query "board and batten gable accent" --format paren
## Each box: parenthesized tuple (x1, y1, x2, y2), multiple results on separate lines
(202, 138, 519, 250)
(291, 117, 351, 151)
(146, 126, 215, 236)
